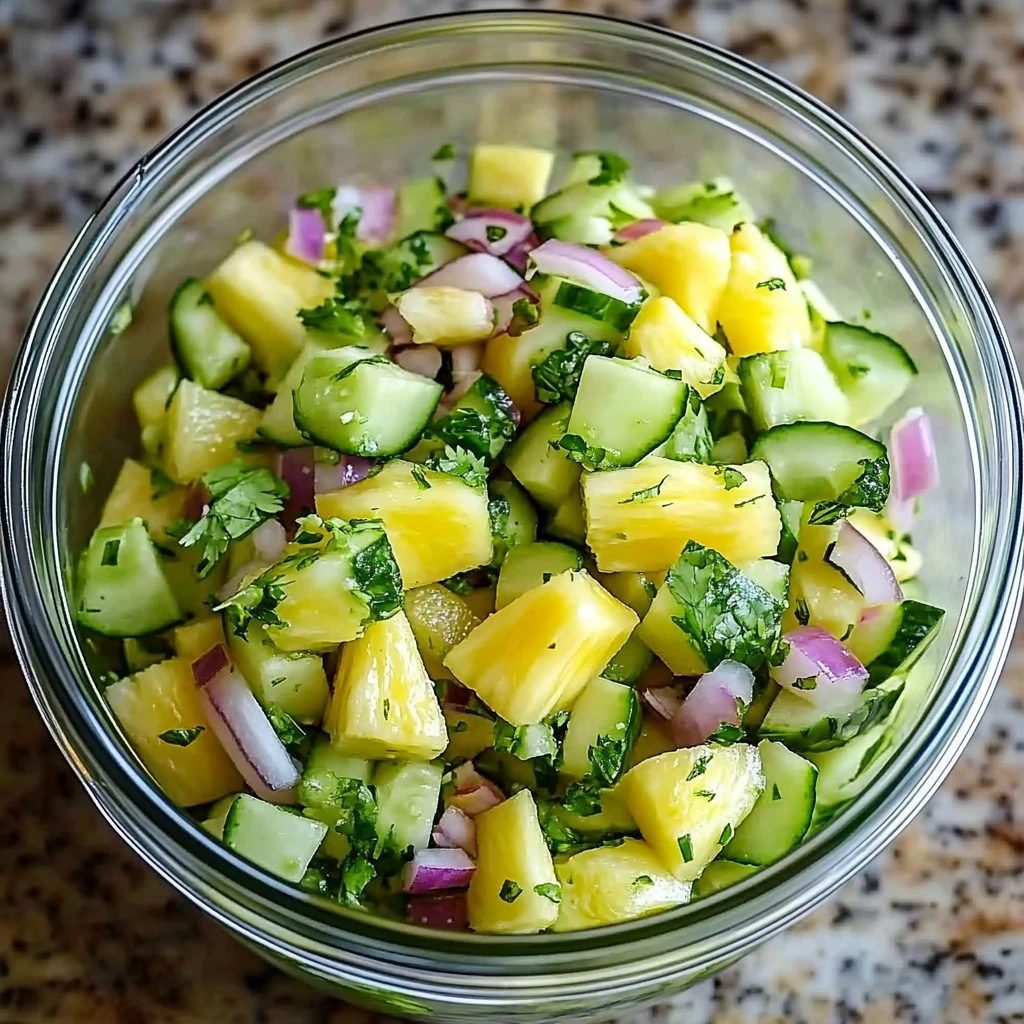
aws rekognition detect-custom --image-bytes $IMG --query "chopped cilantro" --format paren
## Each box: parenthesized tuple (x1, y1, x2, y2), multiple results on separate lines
(499, 879, 523, 903)
(269, 676, 286, 687)
(588, 733, 629, 788)
(157, 726, 204, 747)
(298, 296, 369, 338)
(716, 466, 746, 490)
(266, 705, 305, 748)
(847, 364, 871, 378)
(508, 297, 540, 336)
(424, 444, 489, 490)
(677, 834, 694, 863)
(110, 301, 133, 335)
(534, 882, 562, 904)
(556, 433, 611, 471)
(296, 186, 337, 222)
(452, 720, 468, 734)
(486, 224, 508, 243)
(634, 875, 654, 887)
(695, 789, 716, 801)
(718, 823, 733, 846)
(772, 784, 782, 801)
(149, 466, 176, 499)
(563, 779, 602, 817)
(686, 753, 712, 781)
(578, 150, 631, 187)
(410, 465, 431, 490)
(531, 331, 614, 404)
(794, 598, 811, 626)
(756, 277, 786, 292)
(431, 142, 456, 161)
(619, 475, 669, 505)
(383, 698, 391, 720)
(792, 675, 818, 691)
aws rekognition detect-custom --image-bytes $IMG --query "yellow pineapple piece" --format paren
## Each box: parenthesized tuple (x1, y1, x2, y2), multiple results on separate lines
(206, 240, 335, 380)
(316, 460, 492, 589)
(173, 616, 225, 663)
(323, 610, 447, 760)
(396, 287, 495, 347)
(105, 657, 242, 807)
(582, 456, 781, 572)
(553, 838, 692, 932)
(132, 364, 180, 458)
(620, 745, 764, 881)
(443, 570, 637, 725)
(468, 144, 555, 209)
(403, 583, 481, 680)
(611, 223, 731, 332)
(638, 586, 708, 675)
(163, 379, 261, 483)
(625, 296, 728, 399)
(468, 790, 560, 934)
(716, 223, 812, 356)
(99, 457, 188, 541)
(482, 331, 543, 422)
(627, 714, 677, 769)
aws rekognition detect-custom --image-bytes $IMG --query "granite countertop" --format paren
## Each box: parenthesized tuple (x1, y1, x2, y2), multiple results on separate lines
(2, 1, 1023, 1021)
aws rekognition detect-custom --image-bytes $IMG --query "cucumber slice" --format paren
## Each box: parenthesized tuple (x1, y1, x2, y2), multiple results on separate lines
(259, 344, 338, 446)
(298, 732, 373, 810)
(76, 519, 182, 637)
(845, 599, 944, 685)
(495, 541, 583, 610)
(561, 356, 688, 469)
(544, 487, 586, 546)
(561, 675, 641, 783)
(397, 176, 452, 237)
(293, 347, 442, 456)
(759, 675, 904, 752)
(600, 631, 654, 685)
(738, 349, 850, 432)
(807, 722, 890, 823)
(691, 859, 759, 899)
(222, 793, 327, 882)
(551, 280, 643, 333)
(488, 478, 539, 568)
(374, 759, 443, 855)
(532, 179, 653, 246)
(424, 373, 518, 462)
(750, 422, 890, 521)
(724, 740, 817, 866)
(169, 278, 251, 391)
(504, 401, 581, 509)
(652, 387, 713, 464)
(652, 177, 754, 232)
(823, 322, 917, 426)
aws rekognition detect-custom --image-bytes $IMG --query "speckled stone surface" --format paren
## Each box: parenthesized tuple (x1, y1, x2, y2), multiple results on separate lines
(1, 1, 1023, 1021)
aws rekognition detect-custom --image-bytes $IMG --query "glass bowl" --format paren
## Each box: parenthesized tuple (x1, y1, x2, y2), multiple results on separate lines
(3, 12, 1022, 1022)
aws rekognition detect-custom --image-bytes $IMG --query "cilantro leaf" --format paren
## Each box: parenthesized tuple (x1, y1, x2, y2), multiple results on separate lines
(794, 598, 811, 626)
(508, 297, 540, 337)
(178, 461, 288, 578)
(298, 296, 369, 338)
(563, 779, 603, 817)
(556, 433, 611, 471)
(716, 466, 747, 491)
(432, 142, 455, 161)
(756, 277, 786, 292)
(618, 475, 669, 505)
(578, 150, 631, 187)
(531, 331, 615, 404)
(157, 726, 204, 747)
(426, 378, 517, 461)
(534, 882, 562, 904)
(266, 705, 306, 748)
(677, 834, 694, 862)
(588, 733, 630, 788)
(685, 753, 712, 781)
(424, 444, 489, 490)
(297, 187, 337, 222)
(499, 879, 523, 903)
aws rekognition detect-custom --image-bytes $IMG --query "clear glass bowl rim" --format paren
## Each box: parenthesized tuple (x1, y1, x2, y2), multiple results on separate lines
(2, 8, 1023, 998)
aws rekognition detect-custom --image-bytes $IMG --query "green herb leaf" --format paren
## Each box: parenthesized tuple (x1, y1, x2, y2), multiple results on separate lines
(297, 187, 337, 222)
(432, 142, 456, 161)
(158, 726, 205, 747)
(619, 475, 669, 505)
(794, 598, 811, 626)
(100, 538, 121, 567)
(110, 301, 133, 335)
(771, 784, 782, 801)
(578, 150, 631, 187)
(634, 875, 654, 887)
(677, 834, 694, 863)
(718, 823, 733, 846)
(695, 789, 716, 801)
(556, 433, 611, 471)
(686, 753, 712, 781)
(792, 675, 818, 691)
(508, 297, 540, 337)
(410, 465, 432, 490)
(534, 882, 562, 904)
(756, 277, 786, 292)
(499, 879, 523, 903)
(149, 466, 176, 499)
(424, 444, 489, 490)
(532, 331, 615, 404)
(298, 296, 369, 338)
(266, 705, 306, 748)
(716, 466, 746, 491)
(563, 779, 603, 817)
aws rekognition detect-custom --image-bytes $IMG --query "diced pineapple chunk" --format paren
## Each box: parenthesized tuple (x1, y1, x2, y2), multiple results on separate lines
(625, 296, 727, 399)
(716, 223, 812, 356)
(638, 586, 707, 675)
(163, 379, 262, 483)
(99, 458, 188, 541)
(847, 509, 922, 582)
(468, 144, 555, 209)
(105, 657, 242, 806)
(593, 569, 661, 617)
(323, 610, 447, 760)
(619, 745, 764, 881)
(316, 460, 492, 589)
(553, 838, 692, 932)
(468, 790, 560, 934)
(444, 570, 637, 725)
(481, 332, 543, 423)
(206, 240, 335, 380)
(582, 457, 781, 571)
(403, 583, 481, 679)
(396, 287, 495, 347)
(611, 223, 731, 333)
(173, 615, 225, 663)
(627, 713, 677, 769)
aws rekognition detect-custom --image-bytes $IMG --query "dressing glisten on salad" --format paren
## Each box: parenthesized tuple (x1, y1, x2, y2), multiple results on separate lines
(77, 143, 943, 934)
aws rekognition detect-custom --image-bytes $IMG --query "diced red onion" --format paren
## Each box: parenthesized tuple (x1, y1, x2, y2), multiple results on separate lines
(826, 520, 903, 606)
(887, 493, 917, 535)
(449, 763, 504, 817)
(332, 185, 396, 244)
(615, 218, 666, 242)
(217, 559, 270, 602)
(379, 304, 412, 348)
(432, 805, 477, 857)
(891, 407, 939, 501)
(193, 645, 300, 803)
(407, 892, 469, 930)
(417, 252, 525, 298)
(446, 208, 534, 257)
(528, 239, 643, 304)
(771, 626, 868, 712)
(491, 288, 531, 336)
(671, 660, 753, 747)
(251, 519, 287, 563)
(285, 206, 326, 265)
(402, 847, 476, 893)
(393, 343, 442, 379)
(453, 761, 490, 791)
(313, 454, 373, 493)
(185, 483, 210, 522)
(504, 233, 539, 272)
(276, 447, 315, 526)
(642, 685, 685, 721)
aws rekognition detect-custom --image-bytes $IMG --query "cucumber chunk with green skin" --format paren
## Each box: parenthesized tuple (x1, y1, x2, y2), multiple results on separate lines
(532, 178, 653, 246)
(76, 519, 183, 637)
(374, 760, 443, 855)
(169, 278, 251, 391)
(552, 280, 643, 333)
(775, 499, 803, 564)
(845, 600, 944, 685)
(423, 373, 517, 462)
(504, 401, 581, 509)
(495, 541, 583, 610)
(299, 732, 373, 810)
(738, 348, 850, 432)
(652, 178, 754, 232)
(488, 478, 539, 568)
(601, 631, 654, 685)
(691, 859, 759, 899)
(759, 675, 904, 752)
(544, 487, 586, 546)
(560, 356, 688, 469)
(561, 675, 641, 783)
(724, 740, 817, 866)
(396, 176, 452, 237)
(650, 387, 713, 464)
(293, 347, 442, 456)
(222, 793, 327, 883)
(822, 321, 917, 426)
(750, 422, 890, 522)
